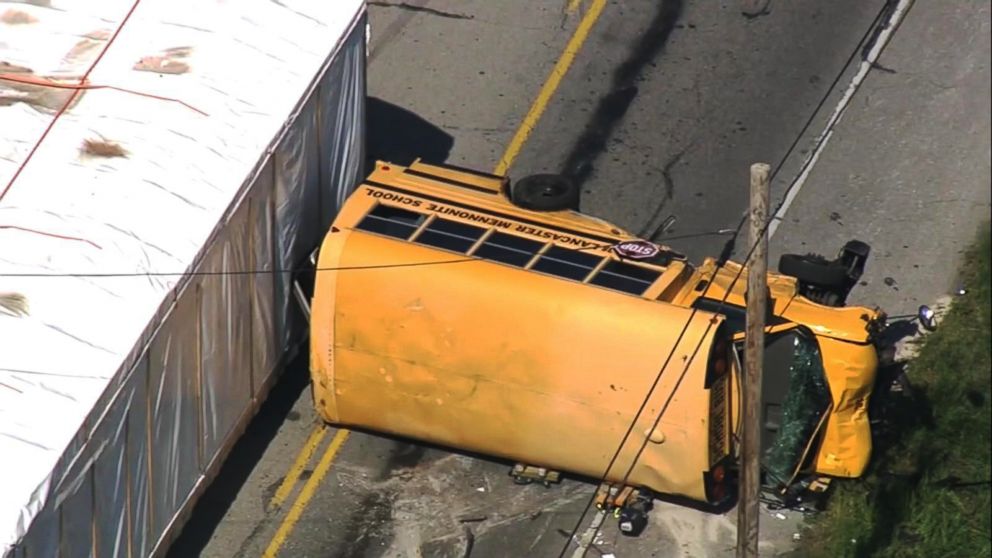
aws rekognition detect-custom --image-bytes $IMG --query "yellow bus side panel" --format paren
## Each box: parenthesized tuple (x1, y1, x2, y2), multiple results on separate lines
(311, 229, 722, 500)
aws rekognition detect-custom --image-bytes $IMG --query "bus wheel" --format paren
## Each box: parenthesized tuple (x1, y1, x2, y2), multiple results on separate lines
(510, 174, 580, 211)
(778, 253, 848, 287)
(778, 252, 849, 306)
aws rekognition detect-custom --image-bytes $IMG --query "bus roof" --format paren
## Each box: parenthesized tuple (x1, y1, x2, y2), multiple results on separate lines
(335, 161, 695, 302)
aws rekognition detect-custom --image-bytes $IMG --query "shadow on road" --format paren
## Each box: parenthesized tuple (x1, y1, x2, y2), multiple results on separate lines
(366, 96, 454, 169)
(876, 318, 922, 348)
(166, 350, 311, 558)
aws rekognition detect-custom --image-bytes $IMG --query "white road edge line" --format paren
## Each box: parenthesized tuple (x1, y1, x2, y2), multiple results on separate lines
(769, 0, 915, 239)
(566, 4, 917, 557)
(571, 509, 607, 558)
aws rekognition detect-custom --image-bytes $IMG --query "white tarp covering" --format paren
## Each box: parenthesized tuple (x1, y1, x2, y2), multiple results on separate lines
(0, 0, 366, 555)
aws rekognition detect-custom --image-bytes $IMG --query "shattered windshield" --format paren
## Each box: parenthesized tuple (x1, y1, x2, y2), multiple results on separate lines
(762, 331, 832, 486)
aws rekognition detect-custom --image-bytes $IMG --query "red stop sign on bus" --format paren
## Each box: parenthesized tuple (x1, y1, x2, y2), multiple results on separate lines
(612, 239, 660, 260)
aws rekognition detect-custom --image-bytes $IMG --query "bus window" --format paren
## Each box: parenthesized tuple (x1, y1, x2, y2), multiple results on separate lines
(473, 232, 543, 267)
(356, 204, 425, 239)
(413, 218, 486, 253)
(589, 261, 661, 295)
(531, 246, 602, 281)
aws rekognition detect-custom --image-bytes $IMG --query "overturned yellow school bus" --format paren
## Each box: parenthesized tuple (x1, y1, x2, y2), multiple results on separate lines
(309, 160, 888, 516)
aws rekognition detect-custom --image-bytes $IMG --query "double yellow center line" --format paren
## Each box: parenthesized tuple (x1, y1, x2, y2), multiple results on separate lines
(262, 427, 349, 558)
(266, 425, 332, 510)
(261, 1, 608, 555)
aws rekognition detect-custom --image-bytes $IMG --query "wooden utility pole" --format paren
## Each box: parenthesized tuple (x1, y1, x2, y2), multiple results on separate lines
(737, 162, 770, 557)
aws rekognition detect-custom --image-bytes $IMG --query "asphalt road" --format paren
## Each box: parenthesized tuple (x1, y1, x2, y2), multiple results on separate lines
(166, 1, 990, 557)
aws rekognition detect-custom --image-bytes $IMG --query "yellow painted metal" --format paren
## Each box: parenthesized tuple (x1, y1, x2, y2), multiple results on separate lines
(675, 258, 882, 479)
(310, 160, 883, 506)
(312, 228, 726, 501)
(310, 164, 734, 502)
(811, 338, 876, 477)
(406, 160, 507, 195)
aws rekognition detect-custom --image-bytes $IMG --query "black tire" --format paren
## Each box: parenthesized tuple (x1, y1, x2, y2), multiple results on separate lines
(510, 174, 580, 211)
(778, 253, 848, 288)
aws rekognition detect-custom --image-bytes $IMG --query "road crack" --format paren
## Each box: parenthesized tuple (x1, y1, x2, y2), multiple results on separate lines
(637, 142, 695, 239)
(369, 1, 475, 20)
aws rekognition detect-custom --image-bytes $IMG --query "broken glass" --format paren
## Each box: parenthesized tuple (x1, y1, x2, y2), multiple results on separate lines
(763, 332, 831, 486)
